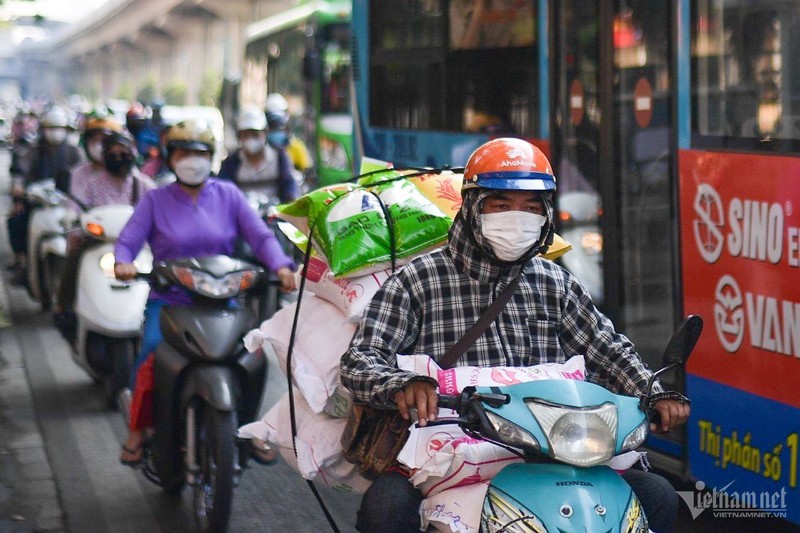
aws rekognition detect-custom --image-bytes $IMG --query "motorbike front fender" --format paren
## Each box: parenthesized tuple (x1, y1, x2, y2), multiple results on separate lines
(179, 366, 241, 413)
(40, 235, 66, 258)
(486, 463, 640, 532)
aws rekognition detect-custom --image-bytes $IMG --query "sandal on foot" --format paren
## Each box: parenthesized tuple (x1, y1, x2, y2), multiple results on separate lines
(120, 444, 143, 468)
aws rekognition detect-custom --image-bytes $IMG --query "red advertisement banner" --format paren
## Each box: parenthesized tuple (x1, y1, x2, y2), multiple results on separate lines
(679, 150, 800, 409)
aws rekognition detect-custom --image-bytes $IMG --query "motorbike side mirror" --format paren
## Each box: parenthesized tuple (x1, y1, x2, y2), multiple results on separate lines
(662, 314, 703, 368)
(642, 315, 703, 408)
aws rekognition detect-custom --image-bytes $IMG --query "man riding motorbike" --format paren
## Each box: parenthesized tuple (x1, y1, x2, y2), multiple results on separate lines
(340, 138, 690, 533)
(113, 119, 297, 466)
(217, 105, 299, 203)
(264, 93, 313, 180)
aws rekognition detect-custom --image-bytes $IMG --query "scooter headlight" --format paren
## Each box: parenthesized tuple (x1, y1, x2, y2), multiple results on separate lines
(100, 253, 151, 280)
(621, 494, 648, 533)
(99, 252, 116, 278)
(526, 401, 617, 466)
(172, 266, 258, 298)
(482, 486, 547, 532)
(621, 420, 648, 452)
(485, 411, 540, 451)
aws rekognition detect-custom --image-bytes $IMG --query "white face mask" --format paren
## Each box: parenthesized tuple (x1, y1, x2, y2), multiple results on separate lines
(242, 137, 264, 155)
(481, 211, 547, 261)
(44, 128, 67, 145)
(88, 141, 104, 162)
(174, 156, 212, 186)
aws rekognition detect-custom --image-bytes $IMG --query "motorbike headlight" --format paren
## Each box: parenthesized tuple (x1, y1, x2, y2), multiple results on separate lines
(526, 401, 617, 466)
(320, 136, 348, 171)
(99, 252, 116, 278)
(485, 411, 540, 451)
(621, 421, 648, 452)
(621, 495, 648, 533)
(581, 231, 603, 256)
(172, 267, 258, 298)
(482, 486, 547, 533)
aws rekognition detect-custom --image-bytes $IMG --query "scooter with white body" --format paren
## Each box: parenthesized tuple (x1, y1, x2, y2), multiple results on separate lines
(25, 178, 67, 310)
(71, 204, 152, 407)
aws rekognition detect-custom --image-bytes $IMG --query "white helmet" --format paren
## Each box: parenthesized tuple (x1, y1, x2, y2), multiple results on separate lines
(265, 93, 289, 115)
(41, 106, 70, 128)
(237, 105, 267, 132)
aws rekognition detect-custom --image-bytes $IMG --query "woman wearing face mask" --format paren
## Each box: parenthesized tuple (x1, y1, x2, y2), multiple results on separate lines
(54, 128, 156, 341)
(113, 119, 297, 466)
(217, 105, 299, 202)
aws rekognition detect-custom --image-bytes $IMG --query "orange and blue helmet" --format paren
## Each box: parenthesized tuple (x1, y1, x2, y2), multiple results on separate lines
(463, 137, 556, 192)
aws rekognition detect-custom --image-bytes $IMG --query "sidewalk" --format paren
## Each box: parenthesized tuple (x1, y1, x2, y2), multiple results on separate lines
(0, 148, 67, 531)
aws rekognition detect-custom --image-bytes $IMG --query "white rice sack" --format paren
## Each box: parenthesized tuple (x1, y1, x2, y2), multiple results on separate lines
(277, 446, 372, 494)
(240, 392, 346, 480)
(397, 354, 586, 395)
(409, 436, 522, 497)
(397, 421, 467, 471)
(420, 481, 489, 533)
(251, 294, 356, 412)
(605, 450, 645, 472)
(298, 255, 392, 322)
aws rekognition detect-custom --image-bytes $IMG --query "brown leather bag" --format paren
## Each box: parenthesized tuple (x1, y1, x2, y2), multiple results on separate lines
(340, 275, 522, 477)
(341, 404, 412, 478)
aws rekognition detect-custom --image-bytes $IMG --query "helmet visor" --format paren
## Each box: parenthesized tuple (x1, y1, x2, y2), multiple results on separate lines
(469, 170, 556, 191)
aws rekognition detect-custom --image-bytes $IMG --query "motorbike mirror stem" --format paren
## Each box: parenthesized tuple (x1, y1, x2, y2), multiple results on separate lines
(640, 315, 704, 411)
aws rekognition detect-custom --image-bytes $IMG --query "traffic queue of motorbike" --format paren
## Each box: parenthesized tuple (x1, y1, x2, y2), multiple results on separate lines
(5, 101, 301, 532)
(5, 102, 700, 533)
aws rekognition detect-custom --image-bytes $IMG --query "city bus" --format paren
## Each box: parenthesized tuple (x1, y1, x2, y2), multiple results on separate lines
(243, 0, 353, 186)
(352, 0, 800, 524)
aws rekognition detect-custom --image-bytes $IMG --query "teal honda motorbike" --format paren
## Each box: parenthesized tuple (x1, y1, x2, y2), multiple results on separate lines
(436, 315, 703, 532)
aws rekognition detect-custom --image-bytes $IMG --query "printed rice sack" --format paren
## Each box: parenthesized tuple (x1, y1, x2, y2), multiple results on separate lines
(407, 171, 464, 220)
(296, 252, 394, 323)
(243, 294, 355, 413)
(274, 183, 357, 237)
(420, 481, 489, 533)
(409, 436, 522, 497)
(397, 354, 586, 394)
(316, 173, 452, 276)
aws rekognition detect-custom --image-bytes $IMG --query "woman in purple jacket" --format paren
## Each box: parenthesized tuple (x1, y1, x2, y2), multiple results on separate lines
(113, 120, 296, 466)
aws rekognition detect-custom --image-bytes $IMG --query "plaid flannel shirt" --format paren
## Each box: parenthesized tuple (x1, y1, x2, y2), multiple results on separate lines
(340, 190, 686, 409)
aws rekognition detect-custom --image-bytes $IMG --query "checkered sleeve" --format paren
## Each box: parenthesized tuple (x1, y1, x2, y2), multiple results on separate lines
(557, 271, 660, 398)
(340, 273, 437, 407)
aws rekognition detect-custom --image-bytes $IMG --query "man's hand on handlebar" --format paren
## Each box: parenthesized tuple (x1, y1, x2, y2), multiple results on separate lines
(114, 262, 138, 281)
(394, 380, 438, 427)
(650, 399, 690, 433)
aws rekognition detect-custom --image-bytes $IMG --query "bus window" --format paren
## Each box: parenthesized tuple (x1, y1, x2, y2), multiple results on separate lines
(320, 24, 351, 114)
(368, 0, 538, 136)
(692, 0, 800, 150)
